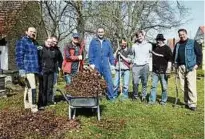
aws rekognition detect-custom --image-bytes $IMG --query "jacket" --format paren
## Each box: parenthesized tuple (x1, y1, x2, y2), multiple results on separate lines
(39, 46, 56, 73)
(62, 41, 84, 74)
(15, 36, 39, 74)
(88, 38, 115, 71)
(53, 46, 63, 73)
(152, 44, 172, 74)
(173, 39, 202, 71)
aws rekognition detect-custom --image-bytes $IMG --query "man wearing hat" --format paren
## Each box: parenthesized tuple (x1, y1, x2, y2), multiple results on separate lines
(148, 34, 172, 105)
(62, 33, 84, 85)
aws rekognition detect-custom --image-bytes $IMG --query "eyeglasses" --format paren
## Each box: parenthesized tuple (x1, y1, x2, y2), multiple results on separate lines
(98, 31, 104, 33)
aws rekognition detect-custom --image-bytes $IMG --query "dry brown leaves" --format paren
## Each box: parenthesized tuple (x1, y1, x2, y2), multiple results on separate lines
(66, 69, 107, 97)
(0, 108, 80, 139)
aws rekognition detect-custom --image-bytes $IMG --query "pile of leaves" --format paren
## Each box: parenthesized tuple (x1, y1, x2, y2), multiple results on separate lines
(66, 69, 107, 97)
(0, 108, 80, 139)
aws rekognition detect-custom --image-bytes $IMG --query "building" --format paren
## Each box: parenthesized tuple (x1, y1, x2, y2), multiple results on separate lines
(0, 1, 47, 71)
(194, 26, 204, 44)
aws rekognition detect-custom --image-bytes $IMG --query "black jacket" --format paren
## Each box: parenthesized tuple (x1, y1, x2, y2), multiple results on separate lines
(53, 46, 63, 72)
(39, 46, 57, 73)
(152, 44, 172, 74)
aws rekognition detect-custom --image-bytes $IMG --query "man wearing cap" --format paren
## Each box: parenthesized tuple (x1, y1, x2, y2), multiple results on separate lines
(88, 27, 115, 101)
(62, 33, 84, 85)
(148, 34, 172, 105)
(173, 29, 202, 111)
(132, 30, 152, 102)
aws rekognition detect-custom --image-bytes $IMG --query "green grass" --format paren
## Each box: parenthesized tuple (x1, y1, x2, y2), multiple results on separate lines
(0, 72, 204, 139)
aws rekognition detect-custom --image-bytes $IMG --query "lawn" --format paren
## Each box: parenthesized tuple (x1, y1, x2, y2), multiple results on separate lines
(0, 70, 204, 139)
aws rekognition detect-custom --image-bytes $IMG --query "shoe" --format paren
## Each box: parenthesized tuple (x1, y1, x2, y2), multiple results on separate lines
(189, 107, 196, 111)
(141, 97, 147, 103)
(48, 102, 56, 106)
(148, 101, 155, 105)
(24, 104, 30, 109)
(31, 107, 38, 113)
(132, 96, 139, 101)
(160, 101, 166, 106)
(38, 106, 45, 110)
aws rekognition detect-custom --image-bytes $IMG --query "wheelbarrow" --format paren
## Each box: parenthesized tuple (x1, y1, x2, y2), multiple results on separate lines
(56, 89, 101, 121)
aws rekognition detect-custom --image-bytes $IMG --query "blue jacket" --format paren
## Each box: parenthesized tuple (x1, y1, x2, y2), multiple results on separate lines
(88, 38, 115, 71)
(174, 39, 198, 71)
(15, 36, 39, 74)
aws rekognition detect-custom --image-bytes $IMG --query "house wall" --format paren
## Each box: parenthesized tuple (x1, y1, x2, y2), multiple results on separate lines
(0, 45, 8, 70)
(7, 1, 47, 70)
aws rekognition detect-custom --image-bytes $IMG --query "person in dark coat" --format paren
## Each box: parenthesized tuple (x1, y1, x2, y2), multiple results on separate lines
(148, 34, 172, 105)
(51, 35, 63, 103)
(38, 37, 58, 109)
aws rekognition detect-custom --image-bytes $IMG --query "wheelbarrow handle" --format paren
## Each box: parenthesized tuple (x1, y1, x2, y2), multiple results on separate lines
(56, 88, 70, 104)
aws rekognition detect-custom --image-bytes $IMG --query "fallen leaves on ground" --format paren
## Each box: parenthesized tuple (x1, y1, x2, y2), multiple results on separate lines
(0, 108, 80, 139)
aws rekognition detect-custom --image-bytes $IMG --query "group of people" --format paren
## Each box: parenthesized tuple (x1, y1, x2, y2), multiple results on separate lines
(16, 27, 63, 112)
(15, 26, 202, 113)
(88, 27, 202, 111)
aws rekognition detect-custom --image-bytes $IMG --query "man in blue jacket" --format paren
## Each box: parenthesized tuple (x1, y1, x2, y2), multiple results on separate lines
(88, 27, 115, 101)
(15, 27, 39, 113)
(173, 29, 202, 111)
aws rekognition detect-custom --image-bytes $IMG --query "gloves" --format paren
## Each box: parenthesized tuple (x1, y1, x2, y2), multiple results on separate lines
(90, 64, 95, 70)
(78, 55, 82, 60)
(110, 65, 116, 75)
(37, 45, 43, 50)
(19, 70, 26, 78)
(166, 62, 172, 74)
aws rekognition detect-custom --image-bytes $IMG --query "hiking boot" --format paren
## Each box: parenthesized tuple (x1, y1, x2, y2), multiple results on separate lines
(189, 107, 196, 111)
(38, 106, 45, 110)
(132, 96, 139, 101)
(24, 104, 30, 109)
(31, 107, 38, 113)
(160, 101, 166, 106)
(148, 101, 155, 105)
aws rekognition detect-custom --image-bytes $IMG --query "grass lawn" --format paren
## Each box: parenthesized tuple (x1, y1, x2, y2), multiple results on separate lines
(0, 71, 204, 139)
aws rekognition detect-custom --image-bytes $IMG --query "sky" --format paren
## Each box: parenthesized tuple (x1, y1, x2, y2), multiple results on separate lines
(163, 0, 204, 39)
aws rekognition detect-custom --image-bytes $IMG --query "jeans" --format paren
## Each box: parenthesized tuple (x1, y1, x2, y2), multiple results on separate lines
(113, 70, 130, 98)
(64, 70, 77, 85)
(132, 64, 149, 98)
(149, 72, 168, 103)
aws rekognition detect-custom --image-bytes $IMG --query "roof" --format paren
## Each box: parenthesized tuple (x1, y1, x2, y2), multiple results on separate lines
(200, 26, 205, 34)
(0, 1, 26, 35)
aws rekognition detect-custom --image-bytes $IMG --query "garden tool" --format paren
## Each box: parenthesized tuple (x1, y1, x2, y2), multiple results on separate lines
(117, 39, 123, 96)
(173, 67, 179, 107)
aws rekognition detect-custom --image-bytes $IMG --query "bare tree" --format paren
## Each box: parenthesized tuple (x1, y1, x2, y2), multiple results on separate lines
(86, 1, 189, 49)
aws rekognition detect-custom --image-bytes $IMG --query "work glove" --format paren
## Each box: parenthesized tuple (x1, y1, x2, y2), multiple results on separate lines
(78, 55, 82, 60)
(37, 45, 43, 50)
(19, 70, 26, 78)
(90, 64, 95, 70)
(110, 65, 116, 75)
(166, 62, 172, 74)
